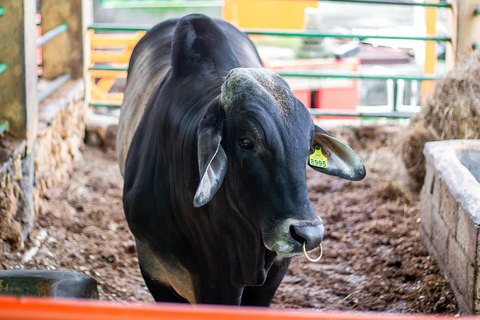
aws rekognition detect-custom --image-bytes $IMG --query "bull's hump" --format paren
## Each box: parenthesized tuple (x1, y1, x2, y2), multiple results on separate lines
(221, 68, 294, 117)
(171, 14, 239, 78)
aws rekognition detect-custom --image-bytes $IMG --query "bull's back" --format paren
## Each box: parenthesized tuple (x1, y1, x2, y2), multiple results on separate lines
(116, 19, 177, 176)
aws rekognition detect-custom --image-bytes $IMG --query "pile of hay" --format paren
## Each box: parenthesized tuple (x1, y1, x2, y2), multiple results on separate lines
(402, 53, 480, 190)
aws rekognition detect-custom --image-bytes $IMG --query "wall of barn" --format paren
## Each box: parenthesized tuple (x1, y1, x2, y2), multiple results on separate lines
(0, 80, 86, 255)
(0, 139, 27, 253)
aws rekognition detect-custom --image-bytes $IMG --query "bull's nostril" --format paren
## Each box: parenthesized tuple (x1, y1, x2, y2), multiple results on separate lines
(290, 223, 324, 251)
(289, 225, 306, 244)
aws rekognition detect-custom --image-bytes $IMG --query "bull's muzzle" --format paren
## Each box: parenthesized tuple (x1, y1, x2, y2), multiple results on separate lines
(264, 218, 324, 259)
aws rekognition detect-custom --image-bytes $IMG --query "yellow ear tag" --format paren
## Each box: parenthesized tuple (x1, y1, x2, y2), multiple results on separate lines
(309, 146, 328, 168)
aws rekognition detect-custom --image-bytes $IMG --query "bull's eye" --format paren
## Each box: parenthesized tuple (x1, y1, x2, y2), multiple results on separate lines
(238, 138, 253, 150)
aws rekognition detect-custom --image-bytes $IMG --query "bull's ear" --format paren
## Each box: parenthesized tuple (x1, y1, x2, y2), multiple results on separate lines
(193, 101, 228, 208)
(308, 125, 366, 181)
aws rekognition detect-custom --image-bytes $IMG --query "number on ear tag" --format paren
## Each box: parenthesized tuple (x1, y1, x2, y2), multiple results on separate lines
(309, 146, 328, 168)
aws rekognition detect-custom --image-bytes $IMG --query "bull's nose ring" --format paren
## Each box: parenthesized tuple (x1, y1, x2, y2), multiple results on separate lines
(302, 242, 323, 263)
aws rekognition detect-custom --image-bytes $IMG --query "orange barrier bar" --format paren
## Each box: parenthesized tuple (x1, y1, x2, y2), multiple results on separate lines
(89, 69, 128, 78)
(89, 30, 145, 105)
(90, 32, 146, 47)
(0, 296, 475, 320)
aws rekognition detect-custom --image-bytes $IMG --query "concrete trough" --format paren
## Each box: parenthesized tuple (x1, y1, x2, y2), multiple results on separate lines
(420, 140, 480, 314)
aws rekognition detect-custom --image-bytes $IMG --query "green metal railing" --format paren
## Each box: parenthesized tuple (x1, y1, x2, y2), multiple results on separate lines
(35, 22, 71, 102)
(0, 63, 6, 75)
(89, 24, 450, 42)
(36, 23, 68, 48)
(243, 30, 451, 42)
(38, 73, 71, 102)
(100, 1, 222, 8)
(88, 0, 452, 119)
(89, 66, 438, 82)
(89, 24, 151, 32)
(309, 110, 413, 119)
(0, 7, 6, 78)
(90, 65, 128, 72)
(277, 72, 439, 82)
(90, 102, 122, 109)
(0, 8, 8, 137)
(317, 0, 451, 8)
(88, 65, 426, 115)
(0, 121, 8, 137)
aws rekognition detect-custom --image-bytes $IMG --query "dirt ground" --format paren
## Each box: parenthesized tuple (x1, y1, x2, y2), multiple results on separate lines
(1, 124, 458, 313)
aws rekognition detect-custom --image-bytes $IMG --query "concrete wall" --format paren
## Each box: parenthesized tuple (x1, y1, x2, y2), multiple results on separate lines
(0, 80, 86, 255)
(0, 138, 27, 252)
(420, 140, 480, 314)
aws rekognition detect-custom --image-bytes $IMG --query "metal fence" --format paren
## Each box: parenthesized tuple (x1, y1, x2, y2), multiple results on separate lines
(0, 2, 70, 137)
(87, 0, 480, 119)
(0, 0, 85, 145)
(0, 6, 6, 136)
(36, 21, 71, 103)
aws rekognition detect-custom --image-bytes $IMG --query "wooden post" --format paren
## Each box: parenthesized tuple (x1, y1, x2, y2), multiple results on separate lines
(0, 0, 38, 150)
(40, 0, 87, 80)
(446, 0, 480, 70)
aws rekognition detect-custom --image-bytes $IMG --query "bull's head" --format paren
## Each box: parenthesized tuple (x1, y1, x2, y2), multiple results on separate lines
(193, 68, 365, 260)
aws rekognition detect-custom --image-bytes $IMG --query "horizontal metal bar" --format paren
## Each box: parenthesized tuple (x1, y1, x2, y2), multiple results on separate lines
(89, 66, 129, 71)
(318, 0, 451, 8)
(243, 29, 451, 42)
(0, 63, 6, 75)
(309, 109, 414, 118)
(102, 1, 222, 9)
(0, 6, 5, 17)
(36, 23, 68, 48)
(88, 102, 414, 118)
(89, 102, 122, 109)
(278, 72, 440, 81)
(474, 43, 480, 51)
(38, 73, 71, 102)
(89, 66, 441, 81)
(88, 23, 151, 32)
(88, 23, 452, 42)
(475, 6, 480, 15)
(0, 121, 8, 136)
(87, 24, 451, 42)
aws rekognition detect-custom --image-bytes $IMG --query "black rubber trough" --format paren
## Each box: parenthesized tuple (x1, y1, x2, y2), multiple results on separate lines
(0, 270, 98, 299)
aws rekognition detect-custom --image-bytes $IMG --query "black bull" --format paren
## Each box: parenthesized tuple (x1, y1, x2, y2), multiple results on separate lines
(117, 14, 366, 306)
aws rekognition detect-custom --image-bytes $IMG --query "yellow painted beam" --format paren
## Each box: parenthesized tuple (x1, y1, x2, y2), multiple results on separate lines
(421, 0, 438, 99)
(222, 0, 316, 29)
(91, 51, 131, 64)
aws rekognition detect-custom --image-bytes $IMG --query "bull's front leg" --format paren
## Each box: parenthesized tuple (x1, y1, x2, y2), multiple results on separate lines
(135, 239, 197, 303)
(240, 256, 291, 306)
(195, 282, 244, 305)
(139, 266, 189, 303)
